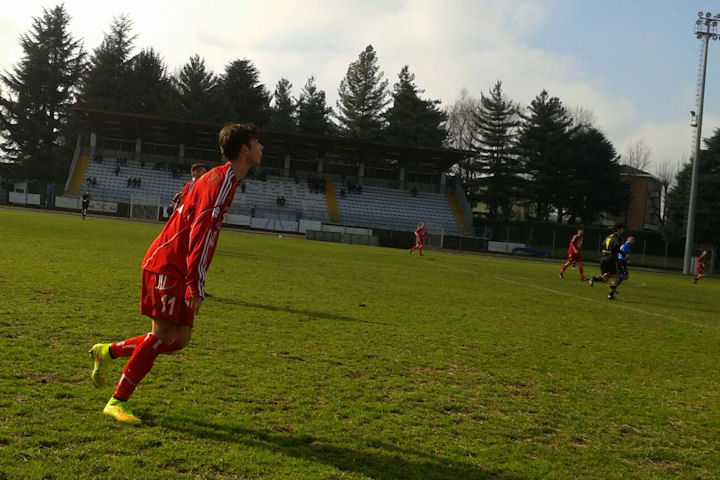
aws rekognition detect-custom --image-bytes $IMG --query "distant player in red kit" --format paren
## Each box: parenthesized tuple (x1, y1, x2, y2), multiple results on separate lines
(88, 123, 263, 423)
(694, 250, 708, 284)
(168, 162, 207, 216)
(409, 221, 427, 256)
(559, 229, 588, 281)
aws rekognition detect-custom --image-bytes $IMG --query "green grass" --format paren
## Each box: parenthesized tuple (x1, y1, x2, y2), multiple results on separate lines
(1, 207, 720, 480)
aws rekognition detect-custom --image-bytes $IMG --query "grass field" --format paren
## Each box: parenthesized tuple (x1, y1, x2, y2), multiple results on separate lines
(1, 207, 720, 480)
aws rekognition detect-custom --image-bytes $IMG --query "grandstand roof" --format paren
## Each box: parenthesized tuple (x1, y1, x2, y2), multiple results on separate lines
(71, 106, 470, 172)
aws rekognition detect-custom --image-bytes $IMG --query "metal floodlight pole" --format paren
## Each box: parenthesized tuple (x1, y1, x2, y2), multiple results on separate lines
(684, 11, 720, 275)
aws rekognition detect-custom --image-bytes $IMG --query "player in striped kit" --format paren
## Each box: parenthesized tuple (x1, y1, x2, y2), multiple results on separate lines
(89, 123, 262, 423)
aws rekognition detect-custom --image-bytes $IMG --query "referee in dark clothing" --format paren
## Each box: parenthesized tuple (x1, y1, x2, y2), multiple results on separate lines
(589, 223, 624, 300)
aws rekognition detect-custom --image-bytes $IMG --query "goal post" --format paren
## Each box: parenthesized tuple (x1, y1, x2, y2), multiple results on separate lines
(420, 222, 445, 249)
(129, 193, 161, 221)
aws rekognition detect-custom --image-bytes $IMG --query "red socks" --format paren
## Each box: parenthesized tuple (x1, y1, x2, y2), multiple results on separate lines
(110, 334, 181, 358)
(112, 333, 181, 400)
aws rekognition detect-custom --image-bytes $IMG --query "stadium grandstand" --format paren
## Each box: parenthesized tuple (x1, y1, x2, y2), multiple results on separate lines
(58, 107, 475, 248)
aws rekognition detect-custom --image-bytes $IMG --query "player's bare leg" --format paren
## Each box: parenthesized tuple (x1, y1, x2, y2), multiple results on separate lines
(559, 260, 571, 278)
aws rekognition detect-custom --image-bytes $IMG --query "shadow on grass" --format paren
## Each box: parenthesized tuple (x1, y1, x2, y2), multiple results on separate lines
(158, 416, 522, 480)
(211, 297, 391, 326)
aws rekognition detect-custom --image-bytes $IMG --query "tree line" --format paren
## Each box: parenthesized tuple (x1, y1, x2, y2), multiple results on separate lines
(0, 7, 446, 185)
(1, 5, 715, 244)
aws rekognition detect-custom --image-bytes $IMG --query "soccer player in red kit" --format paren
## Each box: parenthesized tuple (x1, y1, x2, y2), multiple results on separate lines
(168, 162, 207, 216)
(409, 221, 427, 255)
(89, 123, 263, 423)
(559, 228, 588, 281)
(694, 250, 708, 284)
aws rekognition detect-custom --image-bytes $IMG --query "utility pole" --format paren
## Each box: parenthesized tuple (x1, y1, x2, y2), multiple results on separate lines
(684, 11, 719, 274)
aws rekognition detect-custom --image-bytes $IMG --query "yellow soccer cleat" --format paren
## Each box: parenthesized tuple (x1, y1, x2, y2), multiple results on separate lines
(89, 343, 112, 388)
(103, 398, 141, 424)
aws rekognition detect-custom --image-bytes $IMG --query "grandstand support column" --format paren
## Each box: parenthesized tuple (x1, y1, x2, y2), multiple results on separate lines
(179, 143, 185, 164)
(318, 157, 324, 174)
(90, 132, 97, 158)
(439, 172, 446, 194)
(284, 154, 291, 177)
(134, 137, 142, 162)
(358, 163, 365, 184)
(399, 167, 405, 189)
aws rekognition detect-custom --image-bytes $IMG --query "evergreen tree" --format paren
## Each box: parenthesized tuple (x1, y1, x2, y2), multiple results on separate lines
(124, 47, 174, 116)
(80, 14, 135, 111)
(515, 90, 577, 222)
(297, 76, 333, 136)
(565, 126, 629, 225)
(172, 54, 221, 123)
(269, 77, 297, 132)
(665, 128, 720, 245)
(336, 45, 389, 139)
(219, 59, 271, 125)
(384, 66, 447, 148)
(0, 5, 86, 183)
(472, 81, 519, 221)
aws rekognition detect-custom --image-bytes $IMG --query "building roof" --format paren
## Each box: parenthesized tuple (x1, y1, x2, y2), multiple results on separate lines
(71, 106, 471, 172)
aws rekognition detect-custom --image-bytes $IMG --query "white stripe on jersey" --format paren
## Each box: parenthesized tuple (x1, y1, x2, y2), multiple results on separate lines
(142, 228, 189, 270)
(191, 165, 235, 294)
(197, 229, 214, 297)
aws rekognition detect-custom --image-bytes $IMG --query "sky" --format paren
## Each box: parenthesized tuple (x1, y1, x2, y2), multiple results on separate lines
(2, 0, 719, 177)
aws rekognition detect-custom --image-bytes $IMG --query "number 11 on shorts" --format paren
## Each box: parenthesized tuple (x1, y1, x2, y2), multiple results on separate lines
(161, 294, 176, 315)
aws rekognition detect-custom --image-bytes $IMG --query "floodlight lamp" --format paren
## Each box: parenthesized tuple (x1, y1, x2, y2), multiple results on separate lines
(698, 34, 703, 39)
(699, 11, 704, 17)
(707, 12, 712, 18)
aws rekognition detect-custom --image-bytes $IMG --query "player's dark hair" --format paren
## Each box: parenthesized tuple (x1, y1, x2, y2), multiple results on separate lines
(218, 123, 260, 160)
(613, 223, 624, 232)
(190, 162, 207, 173)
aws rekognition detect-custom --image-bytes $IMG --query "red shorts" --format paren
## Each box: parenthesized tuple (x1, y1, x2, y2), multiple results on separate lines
(567, 250, 582, 262)
(141, 270, 194, 326)
(696, 263, 705, 275)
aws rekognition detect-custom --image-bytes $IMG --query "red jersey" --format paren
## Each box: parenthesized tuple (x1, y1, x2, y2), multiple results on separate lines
(569, 234, 583, 254)
(142, 163, 238, 299)
(415, 226, 426, 241)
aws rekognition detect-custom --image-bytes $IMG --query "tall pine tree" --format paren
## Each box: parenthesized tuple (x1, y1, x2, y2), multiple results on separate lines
(80, 15, 135, 111)
(0, 5, 86, 183)
(124, 47, 174, 116)
(269, 77, 297, 132)
(384, 66, 447, 148)
(172, 54, 221, 123)
(565, 126, 628, 225)
(516, 90, 577, 222)
(297, 76, 333, 136)
(336, 45, 389, 139)
(472, 81, 519, 221)
(219, 59, 271, 125)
